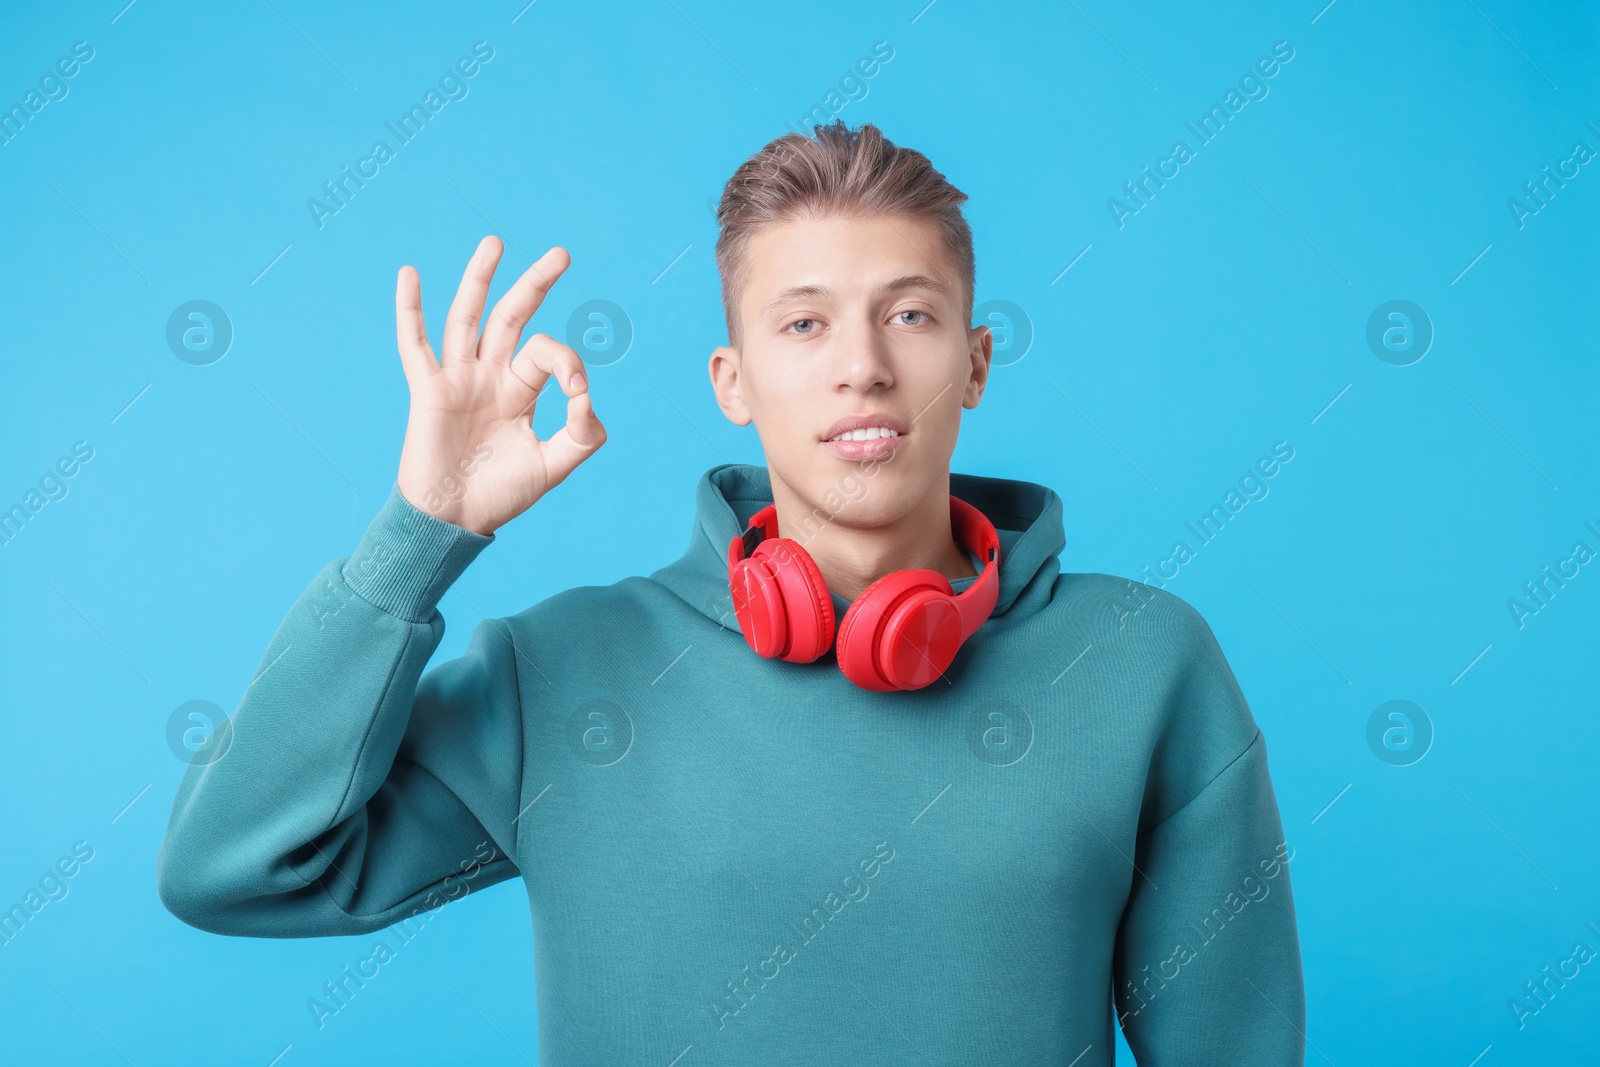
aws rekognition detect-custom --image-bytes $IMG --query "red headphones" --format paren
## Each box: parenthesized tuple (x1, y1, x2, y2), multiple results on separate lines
(726, 496, 1001, 692)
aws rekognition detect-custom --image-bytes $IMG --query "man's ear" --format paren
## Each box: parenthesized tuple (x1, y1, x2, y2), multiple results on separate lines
(708, 345, 753, 426)
(962, 321, 993, 409)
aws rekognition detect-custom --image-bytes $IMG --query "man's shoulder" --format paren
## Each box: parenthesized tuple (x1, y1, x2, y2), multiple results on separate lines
(1047, 572, 1260, 804)
(497, 573, 701, 638)
(1045, 570, 1221, 659)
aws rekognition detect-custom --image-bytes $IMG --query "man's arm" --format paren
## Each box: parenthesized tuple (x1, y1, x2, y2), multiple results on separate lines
(156, 487, 520, 937)
(1112, 600, 1306, 1064)
(157, 234, 607, 937)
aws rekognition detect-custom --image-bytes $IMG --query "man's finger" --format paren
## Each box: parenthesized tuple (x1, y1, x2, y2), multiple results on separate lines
(539, 392, 607, 489)
(394, 265, 438, 386)
(509, 331, 589, 399)
(441, 235, 503, 366)
(480, 246, 570, 365)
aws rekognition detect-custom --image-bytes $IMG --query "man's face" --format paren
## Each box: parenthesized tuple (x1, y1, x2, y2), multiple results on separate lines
(708, 213, 991, 529)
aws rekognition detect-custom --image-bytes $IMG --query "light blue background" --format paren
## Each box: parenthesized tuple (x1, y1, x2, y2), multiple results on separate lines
(2, 1, 1596, 1063)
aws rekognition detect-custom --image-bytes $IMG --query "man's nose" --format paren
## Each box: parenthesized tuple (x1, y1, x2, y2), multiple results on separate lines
(833, 322, 894, 391)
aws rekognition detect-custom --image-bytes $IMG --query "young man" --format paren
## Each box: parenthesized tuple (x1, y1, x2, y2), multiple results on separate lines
(158, 122, 1304, 1064)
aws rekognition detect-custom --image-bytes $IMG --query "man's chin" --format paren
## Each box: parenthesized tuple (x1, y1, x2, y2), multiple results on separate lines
(769, 451, 935, 531)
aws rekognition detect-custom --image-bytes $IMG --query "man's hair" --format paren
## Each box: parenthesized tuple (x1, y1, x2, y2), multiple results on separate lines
(713, 120, 975, 350)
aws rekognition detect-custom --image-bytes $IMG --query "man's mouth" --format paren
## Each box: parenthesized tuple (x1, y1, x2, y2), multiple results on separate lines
(820, 413, 911, 443)
(826, 426, 902, 443)
(820, 414, 909, 461)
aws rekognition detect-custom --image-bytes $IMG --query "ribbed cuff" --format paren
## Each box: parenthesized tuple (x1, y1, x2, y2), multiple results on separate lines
(340, 483, 494, 621)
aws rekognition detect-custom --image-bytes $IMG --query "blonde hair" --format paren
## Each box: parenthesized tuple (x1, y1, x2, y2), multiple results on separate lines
(714, 120, 974, 349)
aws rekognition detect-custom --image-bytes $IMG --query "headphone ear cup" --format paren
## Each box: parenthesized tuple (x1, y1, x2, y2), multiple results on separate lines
(836, 570, 953, 691)
(730, 554, 787, 658)
(879, 589, 964, 690)
(736, 538, 835, 663)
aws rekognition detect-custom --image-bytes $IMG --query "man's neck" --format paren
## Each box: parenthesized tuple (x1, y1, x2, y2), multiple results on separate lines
(767, 471, 979, 602)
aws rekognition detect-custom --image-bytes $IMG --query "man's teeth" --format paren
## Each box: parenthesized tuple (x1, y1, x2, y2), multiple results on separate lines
(829, 427, 901, 442)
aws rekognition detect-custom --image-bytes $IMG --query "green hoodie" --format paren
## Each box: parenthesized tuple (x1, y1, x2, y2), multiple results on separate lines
(158, 462, 1304, 1065)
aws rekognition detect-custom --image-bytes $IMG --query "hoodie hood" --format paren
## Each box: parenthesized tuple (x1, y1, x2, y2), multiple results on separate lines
(648, 462, 1066, 634)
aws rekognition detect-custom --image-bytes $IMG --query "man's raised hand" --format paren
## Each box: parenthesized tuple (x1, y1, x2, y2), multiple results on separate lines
(394, 236, 606, 536)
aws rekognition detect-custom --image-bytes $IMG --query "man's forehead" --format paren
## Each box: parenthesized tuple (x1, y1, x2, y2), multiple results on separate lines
(744, 215, 954, 307)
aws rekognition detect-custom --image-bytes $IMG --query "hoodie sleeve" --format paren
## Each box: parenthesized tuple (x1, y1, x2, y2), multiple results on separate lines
(156, 484, 526, 938)
(1112, 600, 1306, 1065)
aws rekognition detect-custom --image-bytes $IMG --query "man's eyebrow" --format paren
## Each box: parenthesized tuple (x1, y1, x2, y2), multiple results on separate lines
(760, 274, 949, 314)
(881, 273, 949, 298)
(762, 284, 829, 313)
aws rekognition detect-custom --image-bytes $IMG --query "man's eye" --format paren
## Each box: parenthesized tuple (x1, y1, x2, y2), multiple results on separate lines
(788, 318, 817, 334)
(895, 310, 929, 326)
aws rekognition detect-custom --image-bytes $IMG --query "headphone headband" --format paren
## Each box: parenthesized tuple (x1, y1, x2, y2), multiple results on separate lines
(945, 495, 1002, 639)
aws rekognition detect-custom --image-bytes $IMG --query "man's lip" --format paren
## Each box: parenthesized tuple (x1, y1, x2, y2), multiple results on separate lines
(824, 435, 905, 461)
(820, 412, 910, 441)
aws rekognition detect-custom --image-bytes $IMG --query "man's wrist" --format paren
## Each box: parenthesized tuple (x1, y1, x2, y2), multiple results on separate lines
(341, 483, 494, 621)
(396, 480, 498, 537)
